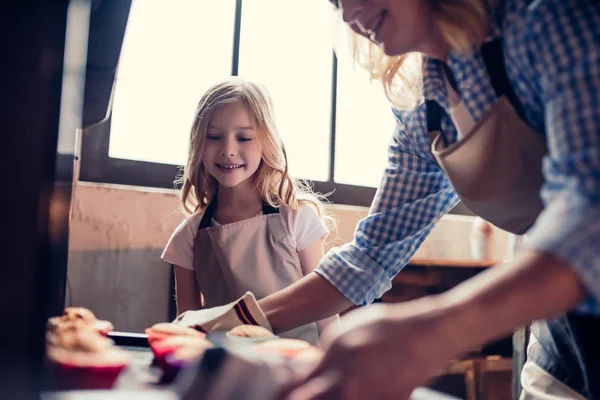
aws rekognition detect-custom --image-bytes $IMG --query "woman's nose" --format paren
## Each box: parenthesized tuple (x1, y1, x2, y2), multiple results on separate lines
(341, 0, 364, 25)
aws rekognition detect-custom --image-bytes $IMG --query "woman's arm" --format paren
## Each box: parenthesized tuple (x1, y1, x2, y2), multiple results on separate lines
(260, 272, 352, 334)
(441, 251, 585, 352)
(173, 265, 201, 315)
(515, 0, 600, 309)
(262, 105, 460, 333)
(282, 251, 587, 400)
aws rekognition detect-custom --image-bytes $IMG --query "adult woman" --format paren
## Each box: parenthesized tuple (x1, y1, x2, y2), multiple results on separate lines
(257, 0, 600, 398)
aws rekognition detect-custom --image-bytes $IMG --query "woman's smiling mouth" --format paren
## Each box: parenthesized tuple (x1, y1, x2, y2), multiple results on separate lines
(365, 10, 388, 42)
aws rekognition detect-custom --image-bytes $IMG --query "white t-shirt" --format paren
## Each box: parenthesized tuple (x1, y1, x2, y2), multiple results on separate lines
(161, 204, 329, 271)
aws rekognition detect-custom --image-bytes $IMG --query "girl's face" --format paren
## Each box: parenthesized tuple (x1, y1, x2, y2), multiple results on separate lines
(335, 0, 437, 57)
(202, 101, 262, 189)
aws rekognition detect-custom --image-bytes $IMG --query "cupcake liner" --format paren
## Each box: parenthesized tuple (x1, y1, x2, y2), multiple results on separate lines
(46, 358, 127, 390)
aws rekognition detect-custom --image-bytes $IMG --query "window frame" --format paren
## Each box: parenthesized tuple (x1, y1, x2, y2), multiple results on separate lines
(79, 0, 379, 207)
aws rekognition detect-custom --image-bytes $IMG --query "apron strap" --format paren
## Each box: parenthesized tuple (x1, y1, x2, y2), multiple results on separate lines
(198, 200, 279, 230)
(198, 201, 217, 230)
(426, 38, 527, 136)
(480, 38, 527, 122)
(261, 202, 279, 215)
(426, 99, 442, 133)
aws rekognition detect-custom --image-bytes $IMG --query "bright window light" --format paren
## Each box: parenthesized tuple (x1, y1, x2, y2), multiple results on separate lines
(108, 0, 396, 190)
(238, 0, 333, 182)
(109, 0, 236, 165)
(334, 44, 396, 188)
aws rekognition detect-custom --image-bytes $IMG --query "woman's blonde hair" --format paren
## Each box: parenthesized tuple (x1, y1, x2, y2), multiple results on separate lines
(177, 77, 334, 229)
(348, 0, 494, 109)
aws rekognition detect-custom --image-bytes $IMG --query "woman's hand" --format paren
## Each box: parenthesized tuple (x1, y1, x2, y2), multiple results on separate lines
(283, 298, 463, 400)
(282, 252, 587, 400)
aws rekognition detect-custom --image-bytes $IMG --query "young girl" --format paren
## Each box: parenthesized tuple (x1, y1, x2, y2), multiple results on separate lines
(161, 77, 337, 345)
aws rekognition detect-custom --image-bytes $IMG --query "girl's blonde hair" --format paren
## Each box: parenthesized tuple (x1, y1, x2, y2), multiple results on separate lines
(178, 77, 334, 229)
(348, 0, 494, 109)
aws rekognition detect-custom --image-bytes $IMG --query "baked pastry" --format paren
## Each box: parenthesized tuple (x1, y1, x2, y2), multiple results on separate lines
(256, 338, 314, 357)
(150, 335, 212, 362)
(160, 342, 213, 384)
(150, 333, 213, 383)
(48, 307, 114, 336)
(47, 326, 114, 352)
(145, 322, 204, 344)
(45, 308, 127, 390)
(228, 324, 274, 338)
(47, 343, 130, 368)
(46, 327, 129, 390)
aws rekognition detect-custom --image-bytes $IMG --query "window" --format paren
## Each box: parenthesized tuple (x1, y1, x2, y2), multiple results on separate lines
(81, 0, 398, 206)
(238, 0, 333, 181)
(335, 57, 395, 187)
(109, 0, 236, 165)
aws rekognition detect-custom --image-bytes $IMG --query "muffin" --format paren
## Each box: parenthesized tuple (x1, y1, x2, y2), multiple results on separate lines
(158, 337, 214, 383)
(145, 322, 205, 345)
(48, 307, 114, 336)
(150, 335, 212, 363)
(47, 325, 114, 352)
(255, 338, 314, 357)
(228, 324, 274, 338)
(46, 327, 130, 390)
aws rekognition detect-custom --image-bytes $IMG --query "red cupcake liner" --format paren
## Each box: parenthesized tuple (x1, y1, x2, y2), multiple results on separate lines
(149, 340, 179, 366)
(47, 359, 127, 390)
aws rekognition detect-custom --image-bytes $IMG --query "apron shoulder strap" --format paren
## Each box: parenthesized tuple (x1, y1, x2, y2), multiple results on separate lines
(426, 38, 527, 136)
(426, 99, 442, 133)
(480, 38, 526, 121)
(261, 202, 280, 215)
(198, 201, 217, 230)
(426, 99, 448, 147)
(198, 200, 279, 230)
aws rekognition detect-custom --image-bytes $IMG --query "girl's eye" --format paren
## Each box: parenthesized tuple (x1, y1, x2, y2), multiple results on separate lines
(238, 137, 252, 143)
(206, 134, 221, 141)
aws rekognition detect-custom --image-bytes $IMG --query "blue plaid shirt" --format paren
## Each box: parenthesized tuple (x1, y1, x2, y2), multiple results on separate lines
(315, 0, 600, 313)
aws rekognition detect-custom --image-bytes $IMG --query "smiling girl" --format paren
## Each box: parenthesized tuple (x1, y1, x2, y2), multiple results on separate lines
(161, 77, 337, 345)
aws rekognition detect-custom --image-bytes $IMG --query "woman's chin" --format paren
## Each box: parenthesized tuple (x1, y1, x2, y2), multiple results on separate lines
(378, 41, 405, 57)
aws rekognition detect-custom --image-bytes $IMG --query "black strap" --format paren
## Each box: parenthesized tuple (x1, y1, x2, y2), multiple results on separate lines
(198, 200, 217, 229)
(426, 38, 527, 134)
(442, 63, 459, 93)
(480, 39, 526, 121)
(261, 202, 279, 215)
(426, 99, 442, 133)
(198, 200, 279, 230)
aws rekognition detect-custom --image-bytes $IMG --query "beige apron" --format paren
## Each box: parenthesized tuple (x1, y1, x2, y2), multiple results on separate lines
(429, 40, 547, 235)
(431, 97, 546, 234)
(427, 39, 599, 400)
(193, 201, 335, 345)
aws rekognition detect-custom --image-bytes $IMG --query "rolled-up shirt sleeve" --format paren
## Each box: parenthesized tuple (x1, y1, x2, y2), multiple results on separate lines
(315, 105, 460, 305)
(520, 1, 600, 313)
